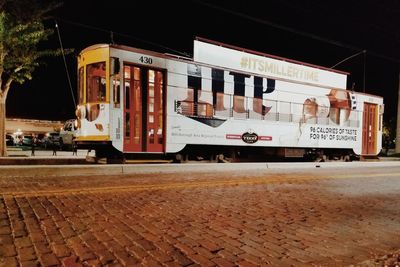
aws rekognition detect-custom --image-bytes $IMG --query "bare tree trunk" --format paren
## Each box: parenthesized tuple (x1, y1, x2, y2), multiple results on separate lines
(396, 70, 400, 154)
(0, 95, 6, 157)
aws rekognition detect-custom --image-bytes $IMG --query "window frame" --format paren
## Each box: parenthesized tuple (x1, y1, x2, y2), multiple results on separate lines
(86, 61, 107, 103)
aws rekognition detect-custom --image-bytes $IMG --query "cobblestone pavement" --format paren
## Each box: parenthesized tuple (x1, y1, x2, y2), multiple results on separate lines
(1, 166, 400, 266)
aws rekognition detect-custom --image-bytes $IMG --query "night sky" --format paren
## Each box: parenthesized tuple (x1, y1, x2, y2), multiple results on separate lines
(6, 0, 400, 123)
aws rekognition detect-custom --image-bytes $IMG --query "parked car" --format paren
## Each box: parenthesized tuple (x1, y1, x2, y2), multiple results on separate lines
(36, 133, 46, 147)
(43, 132, 62, 149)
(5, 134, 14, 146)
(59, 119, 77, 148)
(14, 135, 22, 146)
(21, 135, 33, 146)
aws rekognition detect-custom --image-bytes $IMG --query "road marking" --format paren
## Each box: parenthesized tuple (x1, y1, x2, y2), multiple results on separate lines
(2, 172, 399, 198)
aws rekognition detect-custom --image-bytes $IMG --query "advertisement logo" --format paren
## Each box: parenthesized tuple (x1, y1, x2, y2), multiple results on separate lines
(242, 132, 258, 144)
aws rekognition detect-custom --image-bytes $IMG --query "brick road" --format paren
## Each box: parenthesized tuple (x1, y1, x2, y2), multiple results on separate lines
(1, 166, 400, 266)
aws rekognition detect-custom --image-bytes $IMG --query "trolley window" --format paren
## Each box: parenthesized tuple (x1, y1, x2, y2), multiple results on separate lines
(78, 67, 84, 104)
(113, 74, 120, 108)
(87, 62, 106, 102)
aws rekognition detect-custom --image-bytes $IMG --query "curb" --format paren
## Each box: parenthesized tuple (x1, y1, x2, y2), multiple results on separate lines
(1, 161, 400, 178)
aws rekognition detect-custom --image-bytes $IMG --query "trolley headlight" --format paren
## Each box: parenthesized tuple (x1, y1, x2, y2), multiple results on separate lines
(76, 105, 86, 120)
(74, 119, 81, 130)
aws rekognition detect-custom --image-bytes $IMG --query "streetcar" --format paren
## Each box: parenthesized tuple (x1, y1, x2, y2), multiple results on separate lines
(74, 37, 383, 162)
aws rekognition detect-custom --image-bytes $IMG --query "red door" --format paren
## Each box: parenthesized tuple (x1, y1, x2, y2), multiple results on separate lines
(362, 103, 377, 155)
(146, 70, 164, 152)
(123, 65, 164, 153)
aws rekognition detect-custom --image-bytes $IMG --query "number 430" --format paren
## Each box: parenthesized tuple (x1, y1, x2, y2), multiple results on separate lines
(139, 56, 153, 64)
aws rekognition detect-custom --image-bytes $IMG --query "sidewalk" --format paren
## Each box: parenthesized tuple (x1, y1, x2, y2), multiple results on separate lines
(6, 147, 94, 158)
(1, 160, 400, 178)
(0, 148, 95, 165)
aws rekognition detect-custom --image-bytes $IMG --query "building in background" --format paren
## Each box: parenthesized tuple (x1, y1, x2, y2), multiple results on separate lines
(6, 118, 63, 145)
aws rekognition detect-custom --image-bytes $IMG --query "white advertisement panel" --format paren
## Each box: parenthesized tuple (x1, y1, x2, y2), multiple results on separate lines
(194, 40, 347, 89)
(165, 59, 368, 155)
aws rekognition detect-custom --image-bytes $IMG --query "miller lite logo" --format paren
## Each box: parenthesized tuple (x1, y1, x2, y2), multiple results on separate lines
(242, 131, 258, 144)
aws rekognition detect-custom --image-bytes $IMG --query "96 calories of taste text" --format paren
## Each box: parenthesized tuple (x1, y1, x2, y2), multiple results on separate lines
(309, 126, 357, 141)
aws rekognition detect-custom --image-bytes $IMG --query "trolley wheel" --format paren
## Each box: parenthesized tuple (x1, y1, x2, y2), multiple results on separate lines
(175, 153, 183, 163)
(217, 154, 231, 163)
(315, 154, 326, 162)
(174, 153, 188, 163)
